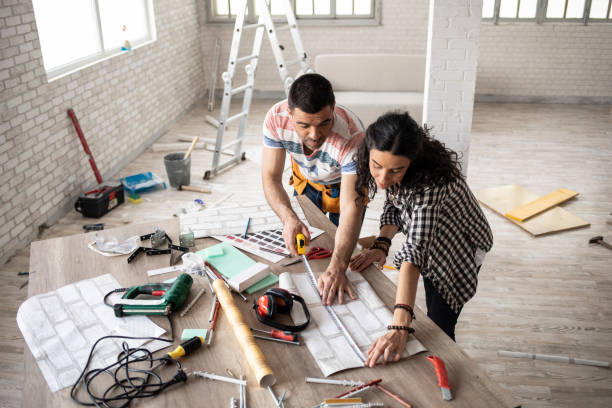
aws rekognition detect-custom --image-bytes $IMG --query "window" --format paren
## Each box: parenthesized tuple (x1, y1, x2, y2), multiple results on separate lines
(32, 0, 156, 80)
(482, 0, 612, 23)
(209, 0, 379, 25)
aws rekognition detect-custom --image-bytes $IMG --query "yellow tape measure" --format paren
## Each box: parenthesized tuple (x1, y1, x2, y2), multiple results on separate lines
(295, 233, 306, 255)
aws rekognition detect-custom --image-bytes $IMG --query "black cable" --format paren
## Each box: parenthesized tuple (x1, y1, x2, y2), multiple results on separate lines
(70, 313, 185, 407)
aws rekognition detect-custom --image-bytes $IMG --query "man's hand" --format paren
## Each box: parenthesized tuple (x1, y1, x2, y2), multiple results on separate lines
(349, 248, 387, 272)
(282, 217, 311, 256)
(365, 329, 409, 368)
(317, 265, 356, 305)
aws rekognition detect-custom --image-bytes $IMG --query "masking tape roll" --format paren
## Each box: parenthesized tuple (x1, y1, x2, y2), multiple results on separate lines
(212, 279, 276, 387)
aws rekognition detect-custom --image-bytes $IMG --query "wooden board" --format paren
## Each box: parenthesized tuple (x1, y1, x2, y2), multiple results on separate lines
(23, 197, 519, 408)
(505, 188, 579, 222)
(476, 184, 589, 236)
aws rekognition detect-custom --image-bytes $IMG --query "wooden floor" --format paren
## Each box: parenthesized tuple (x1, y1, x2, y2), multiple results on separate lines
(1, 100, 611, 407)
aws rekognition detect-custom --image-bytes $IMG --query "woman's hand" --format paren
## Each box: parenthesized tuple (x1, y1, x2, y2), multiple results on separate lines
(365, 329, 409, 367)
(349, 248, 387, 272)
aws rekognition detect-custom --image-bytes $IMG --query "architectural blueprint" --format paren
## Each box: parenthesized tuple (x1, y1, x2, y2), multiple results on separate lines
(279, 271, 427, 376)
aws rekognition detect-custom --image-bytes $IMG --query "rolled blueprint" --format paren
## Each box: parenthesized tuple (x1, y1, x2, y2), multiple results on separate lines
(212, 279, 276, 387)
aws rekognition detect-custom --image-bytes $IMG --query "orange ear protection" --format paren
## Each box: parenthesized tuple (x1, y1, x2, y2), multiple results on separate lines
(254, 288, 310, 332)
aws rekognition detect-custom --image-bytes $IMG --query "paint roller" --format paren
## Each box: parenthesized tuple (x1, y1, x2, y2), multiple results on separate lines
(212, 279, 276, 387)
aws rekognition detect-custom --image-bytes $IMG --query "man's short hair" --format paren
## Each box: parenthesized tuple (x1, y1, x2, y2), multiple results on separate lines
(288, 73, 335, 114)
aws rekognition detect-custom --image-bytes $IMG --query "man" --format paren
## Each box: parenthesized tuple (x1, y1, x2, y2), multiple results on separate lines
(262, 73, 365, 305)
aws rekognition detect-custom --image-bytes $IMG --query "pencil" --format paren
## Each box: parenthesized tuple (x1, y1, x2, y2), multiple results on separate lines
(243, 217, 251, 238)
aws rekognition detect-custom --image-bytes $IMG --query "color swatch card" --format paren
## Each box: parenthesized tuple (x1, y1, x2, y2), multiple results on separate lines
(214, 225, 324, 264)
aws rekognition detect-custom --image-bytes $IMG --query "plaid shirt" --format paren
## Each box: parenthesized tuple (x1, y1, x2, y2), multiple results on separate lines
(380, 177, 493, 313)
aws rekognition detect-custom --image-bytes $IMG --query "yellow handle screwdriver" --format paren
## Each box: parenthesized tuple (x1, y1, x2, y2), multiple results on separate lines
(167, 336, 205, 359)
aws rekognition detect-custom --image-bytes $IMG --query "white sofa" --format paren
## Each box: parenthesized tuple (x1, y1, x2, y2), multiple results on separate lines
(314, 54, 426, 127)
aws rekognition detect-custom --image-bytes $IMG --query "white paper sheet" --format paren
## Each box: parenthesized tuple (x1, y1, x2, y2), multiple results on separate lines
(17, 274, 167, 392)
(279, 271, 427, 376)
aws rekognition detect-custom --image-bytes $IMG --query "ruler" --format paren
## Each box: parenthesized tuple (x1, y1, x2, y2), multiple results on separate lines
(301, 256, 366, 363)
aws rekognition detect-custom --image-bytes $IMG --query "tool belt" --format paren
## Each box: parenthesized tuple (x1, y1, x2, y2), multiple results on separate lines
(289, 159, 341, 214)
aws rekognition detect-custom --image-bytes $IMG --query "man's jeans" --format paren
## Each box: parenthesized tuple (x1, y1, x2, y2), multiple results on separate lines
(294, 183, 340, 226)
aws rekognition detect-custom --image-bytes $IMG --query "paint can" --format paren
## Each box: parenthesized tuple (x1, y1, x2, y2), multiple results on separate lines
(164, 152, 191, 188)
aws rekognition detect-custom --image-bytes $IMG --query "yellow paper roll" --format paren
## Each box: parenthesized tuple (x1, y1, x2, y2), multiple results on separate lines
(212, 279, 276, 387)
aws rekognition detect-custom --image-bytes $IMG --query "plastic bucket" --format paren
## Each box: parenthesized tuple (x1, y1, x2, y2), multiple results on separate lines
(164, 153, 191, 188)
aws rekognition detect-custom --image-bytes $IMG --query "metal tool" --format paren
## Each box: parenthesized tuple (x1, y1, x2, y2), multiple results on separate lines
(179, 287, 206, 317)
(267, 385, 285, 408)
(427, 356, 452, 401)
(193, 371, 247, 386)
(252, 334, 300, 346)
(306, 377, 365, 387)
(297, 235, 365, 363)
(251, 328, 298, 342)
(589, 235, 612, 250)
(108, 273, 193, 316)
(282, 246, 333, 267)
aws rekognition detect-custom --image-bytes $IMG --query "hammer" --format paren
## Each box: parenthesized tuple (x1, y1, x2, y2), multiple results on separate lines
(588, 236, 612, 251)
(178, 185, 211, 194)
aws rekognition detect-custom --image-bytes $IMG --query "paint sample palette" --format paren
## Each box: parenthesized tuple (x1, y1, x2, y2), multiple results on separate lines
(214, 226, 324, 263)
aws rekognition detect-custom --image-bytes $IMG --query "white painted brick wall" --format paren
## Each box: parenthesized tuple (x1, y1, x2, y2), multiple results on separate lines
(423, 0, 482, 174)
(477, 23, 612, 99)
(200, 0, 430, 92)
(200, 0, 612, 100)
(0, 0, 206, 265)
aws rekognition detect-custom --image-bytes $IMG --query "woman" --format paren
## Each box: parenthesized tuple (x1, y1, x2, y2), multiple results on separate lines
(349, 112, 493, 367)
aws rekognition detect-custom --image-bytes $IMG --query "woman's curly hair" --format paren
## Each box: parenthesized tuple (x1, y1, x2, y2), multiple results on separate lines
(355, 111, 462, 203)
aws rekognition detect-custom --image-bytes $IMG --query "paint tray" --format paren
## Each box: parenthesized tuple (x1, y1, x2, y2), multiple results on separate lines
(120, 172, 167, 196)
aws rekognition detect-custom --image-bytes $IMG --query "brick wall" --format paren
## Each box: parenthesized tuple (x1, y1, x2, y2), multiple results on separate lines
(477, 22, 612, 101)
(0, 0, 206, 265)
(424, 0, 482, 173)
(200, 0, 612, 101)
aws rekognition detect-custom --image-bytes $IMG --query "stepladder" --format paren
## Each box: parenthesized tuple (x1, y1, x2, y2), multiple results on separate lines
(202, 0, 312, 180)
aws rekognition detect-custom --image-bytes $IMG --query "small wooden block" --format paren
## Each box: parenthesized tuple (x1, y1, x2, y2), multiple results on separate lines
(228, 262, 270, 292)
(505, 188, 579, 222)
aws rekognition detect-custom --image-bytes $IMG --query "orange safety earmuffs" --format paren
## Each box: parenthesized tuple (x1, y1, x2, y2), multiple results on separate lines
(253, 288, 310, 332)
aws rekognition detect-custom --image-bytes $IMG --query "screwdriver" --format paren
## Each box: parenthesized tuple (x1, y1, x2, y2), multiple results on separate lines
(250, 328, 298, 342)
(167, 335, 205, 359)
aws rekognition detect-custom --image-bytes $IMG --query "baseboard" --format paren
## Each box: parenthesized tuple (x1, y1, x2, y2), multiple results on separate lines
(475, 94, 612, 105)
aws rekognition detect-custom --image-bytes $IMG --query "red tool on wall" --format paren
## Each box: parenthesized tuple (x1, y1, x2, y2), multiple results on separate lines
(69, 108, 125, 218)
(68, 108, 103, 184)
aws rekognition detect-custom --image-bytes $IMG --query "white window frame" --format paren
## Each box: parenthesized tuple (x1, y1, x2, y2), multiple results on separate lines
(207, 0, 381, 26)
(36, 0, 157, 81)
(484, 0, 612, 24)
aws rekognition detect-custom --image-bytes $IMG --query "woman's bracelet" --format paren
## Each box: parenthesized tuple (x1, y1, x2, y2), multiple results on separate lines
(387, 325, 415, 333)
(375, 236, 392, 246)
(394, 303, 415, 320)
(369, 241, 389, 256)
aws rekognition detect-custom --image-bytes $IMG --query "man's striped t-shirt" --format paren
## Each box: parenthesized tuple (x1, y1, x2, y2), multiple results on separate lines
(262, 100, 365, 185)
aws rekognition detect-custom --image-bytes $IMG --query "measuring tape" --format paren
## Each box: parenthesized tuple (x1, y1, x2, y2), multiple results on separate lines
(300, 254, 366, 364)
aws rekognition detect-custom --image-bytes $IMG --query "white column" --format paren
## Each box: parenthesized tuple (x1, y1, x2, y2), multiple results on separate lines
(423, 0, 483, 176)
